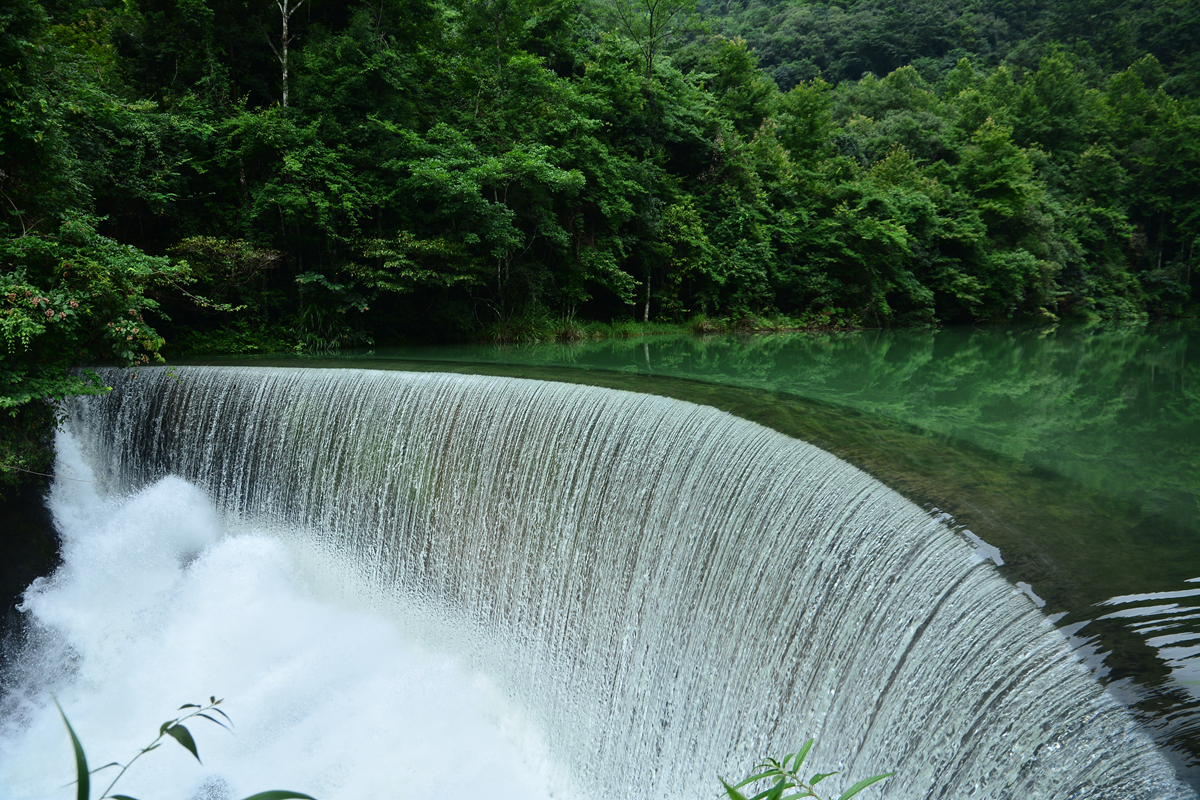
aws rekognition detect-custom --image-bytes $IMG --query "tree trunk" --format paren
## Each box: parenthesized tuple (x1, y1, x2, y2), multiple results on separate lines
(270, 0, 303, 108)
(281, 6, 289, 107)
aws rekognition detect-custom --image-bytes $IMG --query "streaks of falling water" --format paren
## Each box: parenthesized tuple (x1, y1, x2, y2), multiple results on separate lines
(60, 366, 1195, 799)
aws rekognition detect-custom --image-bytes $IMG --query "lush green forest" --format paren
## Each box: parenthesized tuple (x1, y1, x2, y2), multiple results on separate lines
(2, 0, 1199, 485)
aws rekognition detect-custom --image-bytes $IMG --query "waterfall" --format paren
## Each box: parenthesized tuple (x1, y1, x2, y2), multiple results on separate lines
(2, 366, 1193, 799)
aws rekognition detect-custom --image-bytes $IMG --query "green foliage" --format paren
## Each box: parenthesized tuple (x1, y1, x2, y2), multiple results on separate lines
(721, 739, 894, 800)
(166, 319, 297, 357)
(0, 401, 58, 491)
(55, 697, 317, 800)
(0, 215, 202, 490)
(1, 0, 1198, 453)
(1, 215, 182, 373)
(598, 0, 703, 80)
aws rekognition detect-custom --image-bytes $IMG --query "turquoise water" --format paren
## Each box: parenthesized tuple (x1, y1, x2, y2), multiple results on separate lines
(346, 324, 1200, 536)
(185, 321, 1200, 783)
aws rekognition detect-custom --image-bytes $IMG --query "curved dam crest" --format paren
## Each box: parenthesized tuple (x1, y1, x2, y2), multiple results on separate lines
(37, 366, 1200, 797)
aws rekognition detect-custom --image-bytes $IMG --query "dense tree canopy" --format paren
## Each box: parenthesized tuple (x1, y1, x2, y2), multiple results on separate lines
(1, 0, 1198, 487)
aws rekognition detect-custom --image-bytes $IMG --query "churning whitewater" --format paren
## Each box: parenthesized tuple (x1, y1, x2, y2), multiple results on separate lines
(0, 434, 570, 800)
(1, 366, 1194, 799)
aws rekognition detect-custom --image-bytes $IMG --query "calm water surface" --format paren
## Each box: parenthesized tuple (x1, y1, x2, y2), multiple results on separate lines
(358, 324, 1199, 531)
(181, 321, 1200, 785)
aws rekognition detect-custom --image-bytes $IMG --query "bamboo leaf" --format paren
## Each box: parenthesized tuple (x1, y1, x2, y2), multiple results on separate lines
(164, 724, 201, 763)
(53, 698, 89, 800)
(721, 779, 750, 800)
(810, 772, 838, 785)
(238, 792, 319, 800)
(734, 770, 778, 789)
(197, 713, 230, 730)
(751, 779, 793, 800)
(793, 739, 814, 771)
(836, 772, 895, 800)
(87, 761, 121, 774)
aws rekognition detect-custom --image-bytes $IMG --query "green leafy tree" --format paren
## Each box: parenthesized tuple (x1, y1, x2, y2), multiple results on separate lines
(775, 77, 835, 166)
(673, 35, 778, 137)
(1, 217, 193, 489)
(602, 0, 701, 81)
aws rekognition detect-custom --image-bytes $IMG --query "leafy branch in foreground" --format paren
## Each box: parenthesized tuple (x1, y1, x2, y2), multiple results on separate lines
(721, 739, 893, 800)
(54, 696, 316, 800)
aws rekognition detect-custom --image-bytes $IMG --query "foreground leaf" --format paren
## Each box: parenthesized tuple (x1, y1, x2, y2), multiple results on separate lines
(722, 778, 750, 800)
(53, 698, 89, 800)
(750, 778, 793, 800)
(837, 772, 895, 800)
(792, 739, 814, 772)
(197, 713, 231, 730)
(208, 707, 233, 726)
(164, 724, 201, 763)
(733, 769, 777, 789)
